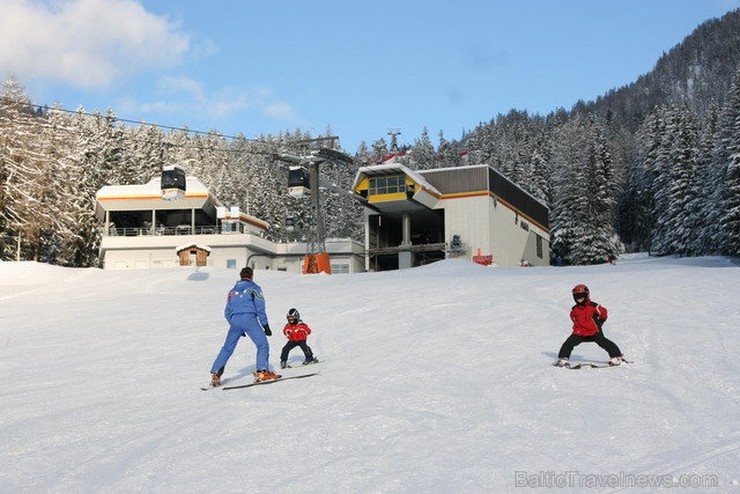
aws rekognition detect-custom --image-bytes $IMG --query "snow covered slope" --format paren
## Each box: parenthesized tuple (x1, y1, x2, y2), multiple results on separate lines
(1, 255, 738, 492)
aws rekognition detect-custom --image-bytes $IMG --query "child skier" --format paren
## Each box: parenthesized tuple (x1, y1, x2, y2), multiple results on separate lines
(555, 284, 626, 367)
(280, 308, 318, 369)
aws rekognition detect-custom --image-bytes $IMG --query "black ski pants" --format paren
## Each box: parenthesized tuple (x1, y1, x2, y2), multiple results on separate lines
(280, 340, 313, 362)
(558, 332, 622, 359)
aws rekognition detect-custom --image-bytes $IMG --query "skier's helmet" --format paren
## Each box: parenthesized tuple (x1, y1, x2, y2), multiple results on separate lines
(572, 284, 590, 303)
(287, 308, 300, 323)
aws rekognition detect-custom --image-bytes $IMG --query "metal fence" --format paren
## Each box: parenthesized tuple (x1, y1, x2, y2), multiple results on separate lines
(106, 225, 222, 237)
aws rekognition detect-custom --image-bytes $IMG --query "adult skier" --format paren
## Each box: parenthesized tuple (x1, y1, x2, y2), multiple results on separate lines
(209, 266, 277, 386)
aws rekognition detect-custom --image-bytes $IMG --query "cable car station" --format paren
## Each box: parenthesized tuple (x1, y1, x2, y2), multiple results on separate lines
(95, 172, 363, 272)
(351, 162, 550, 270)
(95, 158, 549, 272)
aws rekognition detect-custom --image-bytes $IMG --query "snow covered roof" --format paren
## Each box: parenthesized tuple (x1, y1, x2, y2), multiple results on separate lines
(175, 243, 212, 253)
(96, 176, 220, 211)
(97, 176, 210, 199)
(95, 176, 221, 220)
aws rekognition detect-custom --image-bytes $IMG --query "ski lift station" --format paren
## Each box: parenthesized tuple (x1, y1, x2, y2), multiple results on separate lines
(94, 174, 363, 272)
(350, 163, 550, 270)
(94, 162, 549, 272)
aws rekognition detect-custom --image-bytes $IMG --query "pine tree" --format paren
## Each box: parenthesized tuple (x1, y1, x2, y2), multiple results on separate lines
(550, 117, 588, 263)
(550, 115, 623, 264)
(622, 107, 668, 253)
(692, 103, 722, 255)
(198, 131, 233, 204)
(718, 68, 740, 255)
(34, 105, 81, 264)
(128, 123, 167, 184)
(527, 149, 551, 204)
(353, 141, 371, 165)
(651, 105, 700, 256)
(571, 117, 624, 264)
(409, 127, 435, 169)
(0, 77, 48, 260)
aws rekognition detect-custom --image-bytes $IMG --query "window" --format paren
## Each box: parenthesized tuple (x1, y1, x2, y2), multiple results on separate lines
(369, 175, 405, 195)
(536, 236, 543, 259)
(226, 259, 237, 269)
(331, 263, 350, 274)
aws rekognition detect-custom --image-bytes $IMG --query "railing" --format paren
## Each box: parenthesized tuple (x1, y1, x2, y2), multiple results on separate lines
(368, 242, 447, 255)
(106, 225, 224, 237)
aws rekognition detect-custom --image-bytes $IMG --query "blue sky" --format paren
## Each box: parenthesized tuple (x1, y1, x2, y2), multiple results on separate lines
(2, 0, 739, 153)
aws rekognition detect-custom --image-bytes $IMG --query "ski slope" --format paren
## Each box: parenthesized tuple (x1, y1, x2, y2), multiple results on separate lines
(1, 254, 738, 492)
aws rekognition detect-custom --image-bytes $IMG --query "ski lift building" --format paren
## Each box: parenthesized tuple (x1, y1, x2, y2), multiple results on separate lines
(95, 173, 363, 273)
(351, 163, 550, 270)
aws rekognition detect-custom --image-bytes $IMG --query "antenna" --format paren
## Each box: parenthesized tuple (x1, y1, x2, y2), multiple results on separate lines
(387, 129, 401, 153)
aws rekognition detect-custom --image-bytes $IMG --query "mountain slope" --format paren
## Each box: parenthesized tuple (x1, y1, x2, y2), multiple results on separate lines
(0, 256, 738, 491)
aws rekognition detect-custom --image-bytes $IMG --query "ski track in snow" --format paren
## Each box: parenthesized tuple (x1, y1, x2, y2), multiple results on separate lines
(0, 255, 739, 492)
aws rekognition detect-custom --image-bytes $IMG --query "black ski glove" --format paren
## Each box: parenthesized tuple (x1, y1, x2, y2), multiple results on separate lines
(263, 324, 272, 336)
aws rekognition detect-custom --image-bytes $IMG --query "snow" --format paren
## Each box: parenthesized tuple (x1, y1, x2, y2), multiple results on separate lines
(1, 254, 738, 492)
(95, 176, 210, 199)
(175, 243, 212, 253)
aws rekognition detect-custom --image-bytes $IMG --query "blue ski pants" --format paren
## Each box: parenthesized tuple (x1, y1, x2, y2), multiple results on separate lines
(211, 313, 270, 374)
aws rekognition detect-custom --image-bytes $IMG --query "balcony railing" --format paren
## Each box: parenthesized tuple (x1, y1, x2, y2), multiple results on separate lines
(106, 225, 225, 237)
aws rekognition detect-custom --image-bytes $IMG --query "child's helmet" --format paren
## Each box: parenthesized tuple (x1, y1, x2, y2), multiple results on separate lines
(287, 308, 300, 322)
(572, 284, 590, 302)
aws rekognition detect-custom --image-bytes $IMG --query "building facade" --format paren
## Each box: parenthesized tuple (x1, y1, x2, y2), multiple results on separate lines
(351, 163, 550, 270)
(96, 164, 549, 273)
(95, 176, 364, 273)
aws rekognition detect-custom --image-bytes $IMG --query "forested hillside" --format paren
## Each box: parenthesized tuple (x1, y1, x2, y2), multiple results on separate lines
(2, 10, 739, 266)
(0, 90, 365, 265)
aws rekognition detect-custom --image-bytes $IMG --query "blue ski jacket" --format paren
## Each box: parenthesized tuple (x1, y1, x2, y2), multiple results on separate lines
(224, 279, 269, 327)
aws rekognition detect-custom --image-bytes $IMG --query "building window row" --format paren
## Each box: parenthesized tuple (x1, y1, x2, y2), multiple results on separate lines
(369, 176, 406, 195)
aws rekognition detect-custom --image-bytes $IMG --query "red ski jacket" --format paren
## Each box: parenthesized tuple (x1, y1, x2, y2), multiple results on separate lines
(283, 321, 312, 341)
(570, 301, 608, 337)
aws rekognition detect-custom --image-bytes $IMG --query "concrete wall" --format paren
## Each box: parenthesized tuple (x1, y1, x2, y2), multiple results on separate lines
(100, 234, 365, 273)
(440, 194, 491, 259)
(438, 193, 549, 267)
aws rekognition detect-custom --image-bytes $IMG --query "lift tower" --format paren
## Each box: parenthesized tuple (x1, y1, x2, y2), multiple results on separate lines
(277, 140, 353, 273)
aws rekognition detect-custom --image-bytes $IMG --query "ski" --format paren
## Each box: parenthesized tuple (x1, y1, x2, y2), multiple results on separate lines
(564, 362, 610, 369)
(553, 357, 631, 369)
(200, 377, 231, 391)
(287, 359, 321, 369)
(222, 372, 320, 390)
